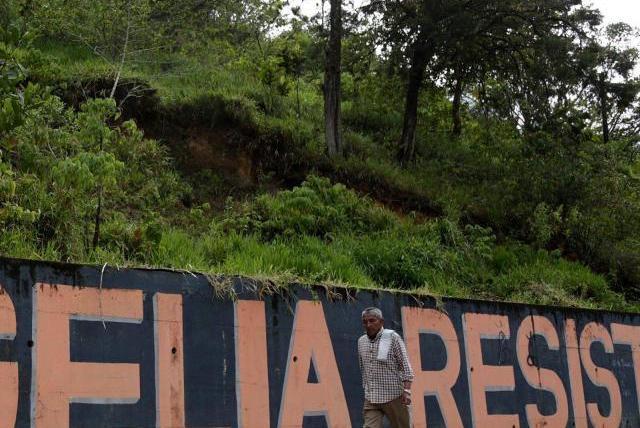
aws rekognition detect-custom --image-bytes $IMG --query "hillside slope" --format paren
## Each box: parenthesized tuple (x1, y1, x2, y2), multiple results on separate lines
(1, 31, 639, 312)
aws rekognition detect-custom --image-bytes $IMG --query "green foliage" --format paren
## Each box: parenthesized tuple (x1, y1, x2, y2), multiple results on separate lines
(219, 176, 395, 240)
(257, 56, 290, 96)
(255, 55, 291, 114)
(209, 233, 373, 286)
(30, 0, 157, 60)
(204, 176, 630, 309)
(352, 222, 490, 291)
(530, 203, 563, 249)
(489, 245, 623, 310)
(0, 33, 185, 259)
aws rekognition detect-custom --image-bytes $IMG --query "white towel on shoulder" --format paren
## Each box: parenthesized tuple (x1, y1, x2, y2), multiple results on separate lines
(377, 329, 395, 361)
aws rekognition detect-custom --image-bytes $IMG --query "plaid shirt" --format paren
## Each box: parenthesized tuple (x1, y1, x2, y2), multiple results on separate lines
(358, 328, 414, 404)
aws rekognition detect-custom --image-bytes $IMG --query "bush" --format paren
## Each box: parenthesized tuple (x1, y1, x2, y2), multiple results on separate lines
(215, 234, 373, 286)
(353, 231, 444, 289)
(1, 34, 186, 259)
(352, 221, 494, 291)
(219, 175, 396, 240)
(469, 241, 629, 309)
(608, 239, 640, 297)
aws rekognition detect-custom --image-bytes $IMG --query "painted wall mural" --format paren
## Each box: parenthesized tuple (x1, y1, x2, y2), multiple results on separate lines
(0, 258, 639, 427)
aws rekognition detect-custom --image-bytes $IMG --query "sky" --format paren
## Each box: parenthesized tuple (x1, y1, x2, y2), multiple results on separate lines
(589, 0, 640, 28)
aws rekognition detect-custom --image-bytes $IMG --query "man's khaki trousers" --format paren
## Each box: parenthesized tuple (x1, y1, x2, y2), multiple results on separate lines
(363, 397, 411, 428)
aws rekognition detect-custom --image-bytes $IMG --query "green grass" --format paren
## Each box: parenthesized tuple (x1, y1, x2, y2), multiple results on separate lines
(33, 39, 115, 79)
(121, 226, 635, 312)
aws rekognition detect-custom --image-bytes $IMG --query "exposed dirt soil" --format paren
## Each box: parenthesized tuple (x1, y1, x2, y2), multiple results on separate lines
(56, 77, 443, 216)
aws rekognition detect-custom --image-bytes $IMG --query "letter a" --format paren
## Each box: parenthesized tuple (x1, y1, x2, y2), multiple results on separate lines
(277, 300, 351, 428)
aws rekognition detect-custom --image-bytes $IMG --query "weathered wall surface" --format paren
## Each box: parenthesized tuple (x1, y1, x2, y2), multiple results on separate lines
(0, 257, 639, 427)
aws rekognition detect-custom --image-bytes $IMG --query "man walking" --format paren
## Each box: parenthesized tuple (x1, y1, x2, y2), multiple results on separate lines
(358, 307, 414, 428)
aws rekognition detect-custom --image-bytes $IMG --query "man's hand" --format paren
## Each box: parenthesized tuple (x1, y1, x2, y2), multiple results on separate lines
(401, 390, 411, 405)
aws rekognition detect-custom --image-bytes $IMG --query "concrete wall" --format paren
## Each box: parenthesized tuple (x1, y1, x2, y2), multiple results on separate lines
(0, 257, 638, 427)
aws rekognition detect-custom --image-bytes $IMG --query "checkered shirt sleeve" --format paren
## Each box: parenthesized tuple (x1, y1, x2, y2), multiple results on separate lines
(358, 329, 414, 404)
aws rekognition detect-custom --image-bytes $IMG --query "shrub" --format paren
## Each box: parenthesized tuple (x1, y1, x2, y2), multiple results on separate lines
(1, 35, 185, 259)
(219, 175, 396, 240)
(352, 221, 494, 290)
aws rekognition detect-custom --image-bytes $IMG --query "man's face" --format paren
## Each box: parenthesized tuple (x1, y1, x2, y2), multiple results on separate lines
(362, 314, 383, 337)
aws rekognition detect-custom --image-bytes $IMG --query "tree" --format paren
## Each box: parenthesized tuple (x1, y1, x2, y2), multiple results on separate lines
(272, 25, 313, 118)
(579, 23, 639, 143)
(367, 0, 602, 164)
(324, 0, 343, 158)
(474, 6, 599, 133)
(0, 0, 19, 29)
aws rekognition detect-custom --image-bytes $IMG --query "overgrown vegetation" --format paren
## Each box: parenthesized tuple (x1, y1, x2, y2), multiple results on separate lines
(1, 0, 639, 311)
(139, 177, 633, 311)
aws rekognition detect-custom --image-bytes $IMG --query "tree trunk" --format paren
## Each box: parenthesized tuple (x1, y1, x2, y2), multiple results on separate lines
(324, 0, 343, 158)
(599, 72, 610, 144)
(398, 36, 431, 165)
(93, 134, 104, 250)
(92, 190, 102, 249)
(452, 74, 464, 136)
(479, 75, 489, 120)
(296, 75, 301, 118)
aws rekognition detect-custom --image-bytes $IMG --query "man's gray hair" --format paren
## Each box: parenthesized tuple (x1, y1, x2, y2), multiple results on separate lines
(361, 307, 384, 320)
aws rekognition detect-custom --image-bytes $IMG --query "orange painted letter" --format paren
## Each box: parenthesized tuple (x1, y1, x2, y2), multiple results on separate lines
(277, 300, 351, 428)
(0, 286, 18, 427)
(462, 313, 519, 428)
(154, 293, 185, 428)
(31, 283, 143, 428)
(402, 307, 463, 428)
(564, 319, 587, 428)
(516, 315, 568, 427)
(580, 322, 621, 428)
(235, 300, 270, 428)
(611, 323, 640, 418)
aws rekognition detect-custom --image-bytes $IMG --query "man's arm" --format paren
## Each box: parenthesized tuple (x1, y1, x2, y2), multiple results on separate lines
(357, 338, 365, 389)
(393, 333, 415, 404)
(393, 333, 415, 381)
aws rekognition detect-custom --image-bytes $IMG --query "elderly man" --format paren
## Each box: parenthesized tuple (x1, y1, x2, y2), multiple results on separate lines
(358, 307, 414, 428)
